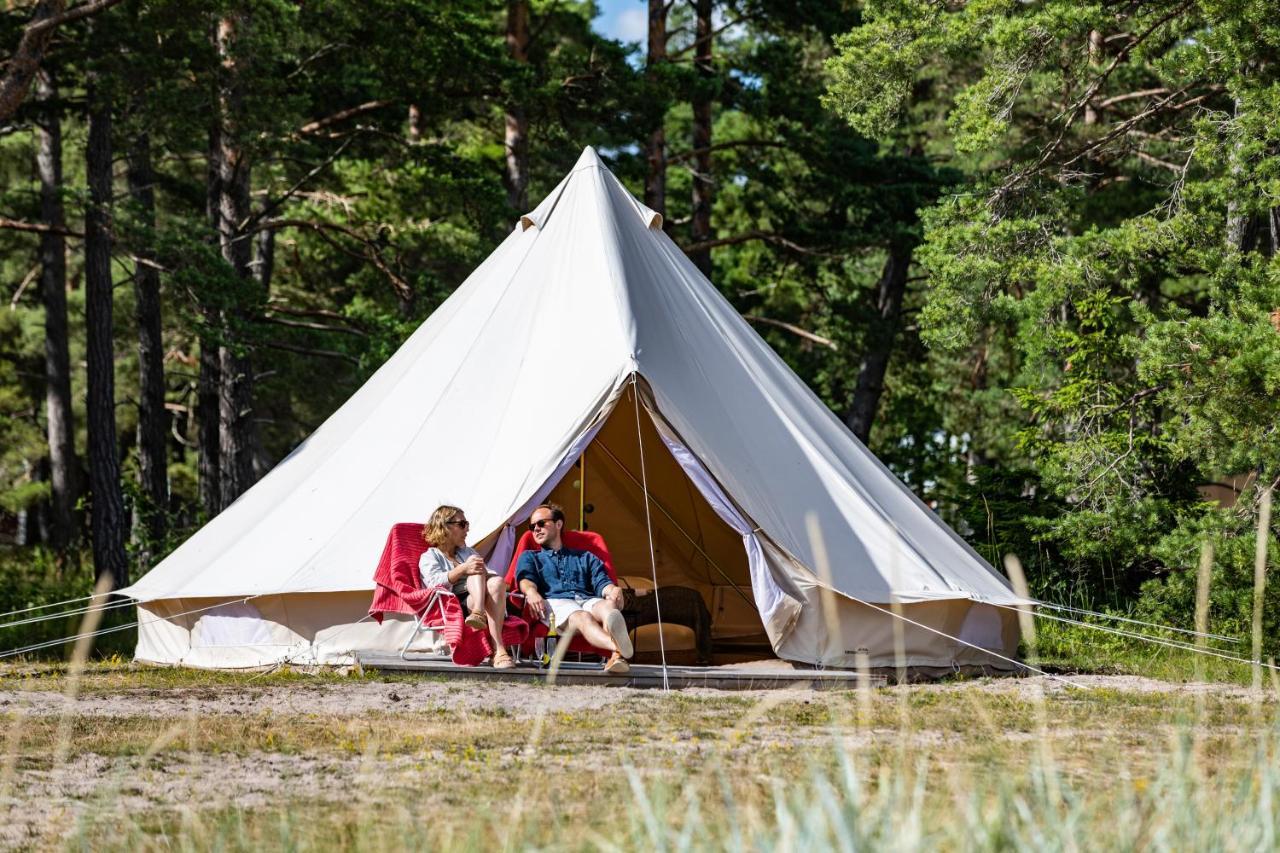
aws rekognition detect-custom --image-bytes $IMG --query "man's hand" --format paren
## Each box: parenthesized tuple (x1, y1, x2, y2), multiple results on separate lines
(603, 584, 624, 608)
(525, 591, 547, 621)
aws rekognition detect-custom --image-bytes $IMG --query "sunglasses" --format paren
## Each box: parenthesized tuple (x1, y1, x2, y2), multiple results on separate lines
(529, 519, 555, 532)
(446, 519, 470, 528)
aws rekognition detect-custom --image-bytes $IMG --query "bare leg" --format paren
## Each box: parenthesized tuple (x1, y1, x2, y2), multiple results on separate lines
(484, 575, 507, 652)
(465, 573, 487, 617)
(590, 598, 632, 658)
(563, 610, 617, 652)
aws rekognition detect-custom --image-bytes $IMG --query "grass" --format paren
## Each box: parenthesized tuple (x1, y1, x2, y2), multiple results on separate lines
(3, 656, 1279, 850)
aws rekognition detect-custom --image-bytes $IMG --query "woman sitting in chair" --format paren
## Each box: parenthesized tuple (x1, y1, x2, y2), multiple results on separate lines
(419, 505, 515, 669)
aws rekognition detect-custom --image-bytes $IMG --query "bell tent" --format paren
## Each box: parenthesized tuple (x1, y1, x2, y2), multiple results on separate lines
(119, 147, 1022, 671)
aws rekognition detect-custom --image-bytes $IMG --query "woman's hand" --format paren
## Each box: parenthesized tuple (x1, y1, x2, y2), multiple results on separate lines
(460, 554, 487, 576)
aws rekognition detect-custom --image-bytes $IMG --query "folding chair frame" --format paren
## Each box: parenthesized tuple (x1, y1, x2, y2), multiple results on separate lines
(399, 587, 523, 663)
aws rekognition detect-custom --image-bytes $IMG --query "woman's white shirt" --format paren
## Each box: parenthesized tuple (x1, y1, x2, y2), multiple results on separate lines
(419, 545, 496, 589)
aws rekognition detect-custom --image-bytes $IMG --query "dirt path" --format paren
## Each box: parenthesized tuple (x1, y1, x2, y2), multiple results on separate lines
(0, 673, 1254, 721)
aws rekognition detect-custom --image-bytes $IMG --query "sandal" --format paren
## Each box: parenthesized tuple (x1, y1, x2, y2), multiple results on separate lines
(464, 611, 487, 631)
(492, 650, 516, 669)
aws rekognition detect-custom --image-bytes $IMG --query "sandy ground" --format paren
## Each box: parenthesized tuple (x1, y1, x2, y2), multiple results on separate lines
(0, 673, 1258, 848)
(0, 672, 1255, 721)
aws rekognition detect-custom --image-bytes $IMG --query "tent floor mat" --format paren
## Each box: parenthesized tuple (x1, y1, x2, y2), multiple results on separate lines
(352, 651, 885, 690)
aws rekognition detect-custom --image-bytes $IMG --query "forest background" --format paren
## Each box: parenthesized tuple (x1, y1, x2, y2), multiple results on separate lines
(0, 0, 1275, 660)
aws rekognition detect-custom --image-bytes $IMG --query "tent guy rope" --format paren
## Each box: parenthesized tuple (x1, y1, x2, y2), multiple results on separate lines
(632, 376, 670, 691)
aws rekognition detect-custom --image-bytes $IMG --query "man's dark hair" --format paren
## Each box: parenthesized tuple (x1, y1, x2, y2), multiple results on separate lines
(535, 502, 565, 523)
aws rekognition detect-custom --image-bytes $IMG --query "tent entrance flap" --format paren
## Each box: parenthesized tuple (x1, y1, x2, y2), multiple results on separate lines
(534, 390, 775, 656)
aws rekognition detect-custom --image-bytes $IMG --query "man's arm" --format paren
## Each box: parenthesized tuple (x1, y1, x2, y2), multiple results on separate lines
(588, 552, 623, 606)
(516, 553, 547, 619)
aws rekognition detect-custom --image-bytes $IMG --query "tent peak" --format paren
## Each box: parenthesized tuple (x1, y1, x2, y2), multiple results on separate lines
(573, 145, 604, 171)
(518, 145, 662, 232)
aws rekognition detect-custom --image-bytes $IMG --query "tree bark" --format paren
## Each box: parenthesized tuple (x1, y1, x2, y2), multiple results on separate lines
(644, 0, 667, 218)
(503, 0, 530, 211)
(126, 128, 168, 559)
(35, 72, 78, 551)
(689, 0, 714, 278)
(1083, 29, 1103, 127)
(407, 103, 423, 143)
(845, 246, 913, 445)
(215, 12, 257, 509)
(1225, 95, 1261, 253)
(198, 122, 222, 516)
(0, 0, 66, 124)
(84, 77, 129, 590)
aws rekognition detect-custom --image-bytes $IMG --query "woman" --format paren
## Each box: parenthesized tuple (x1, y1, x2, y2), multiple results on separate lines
(419, 505, 515, 668)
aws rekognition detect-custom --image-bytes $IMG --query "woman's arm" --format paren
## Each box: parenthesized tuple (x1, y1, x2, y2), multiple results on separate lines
(418, 548, 454, 589)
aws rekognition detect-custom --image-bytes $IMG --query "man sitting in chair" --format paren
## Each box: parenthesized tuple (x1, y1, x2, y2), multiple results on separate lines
(516, 503, 634, 675)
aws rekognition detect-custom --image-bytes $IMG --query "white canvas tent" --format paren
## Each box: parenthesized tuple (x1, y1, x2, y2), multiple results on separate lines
(120, 147, 1023, 670)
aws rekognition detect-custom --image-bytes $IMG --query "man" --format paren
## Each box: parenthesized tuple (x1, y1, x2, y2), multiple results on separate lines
(516, 503, 634, 674)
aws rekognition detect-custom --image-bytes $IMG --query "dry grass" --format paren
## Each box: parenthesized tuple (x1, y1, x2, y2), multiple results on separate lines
(1, 661, 1277, 849)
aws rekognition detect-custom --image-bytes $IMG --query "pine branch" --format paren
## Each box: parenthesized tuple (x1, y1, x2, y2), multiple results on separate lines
(743, 315, 838, 351)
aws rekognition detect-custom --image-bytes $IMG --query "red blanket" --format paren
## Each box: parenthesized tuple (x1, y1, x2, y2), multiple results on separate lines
(369, 522, 527, 666)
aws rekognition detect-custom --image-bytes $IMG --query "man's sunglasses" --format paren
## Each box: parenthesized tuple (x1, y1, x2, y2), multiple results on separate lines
(529, 519, 555, 532)
(446, 519, 470, 528)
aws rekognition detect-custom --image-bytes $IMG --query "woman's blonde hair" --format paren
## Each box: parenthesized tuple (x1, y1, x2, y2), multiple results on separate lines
(424, 505, 464, 551)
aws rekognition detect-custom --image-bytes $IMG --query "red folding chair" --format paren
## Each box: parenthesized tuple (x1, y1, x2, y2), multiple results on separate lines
(504, 528, 619, 659)
(369, 522, 527, 665)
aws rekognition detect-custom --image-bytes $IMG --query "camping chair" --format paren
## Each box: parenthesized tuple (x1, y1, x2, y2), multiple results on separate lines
(503, 528, 619, 659)
(369, 522, 528, 666)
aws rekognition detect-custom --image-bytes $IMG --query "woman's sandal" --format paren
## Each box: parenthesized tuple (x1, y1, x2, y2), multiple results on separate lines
(464, 611, 487, 630)
(492, 649, 516, 669)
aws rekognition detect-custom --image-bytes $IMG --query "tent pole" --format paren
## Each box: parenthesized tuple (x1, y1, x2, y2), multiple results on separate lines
(631, 375, 669, 690)
(578, 453, 586, 530)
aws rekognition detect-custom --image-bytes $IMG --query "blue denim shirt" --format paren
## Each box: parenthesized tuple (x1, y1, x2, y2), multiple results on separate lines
(515, 547, 612, 600)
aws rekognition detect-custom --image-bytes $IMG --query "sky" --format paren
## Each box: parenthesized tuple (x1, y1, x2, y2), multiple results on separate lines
(592, 0, 649, 45)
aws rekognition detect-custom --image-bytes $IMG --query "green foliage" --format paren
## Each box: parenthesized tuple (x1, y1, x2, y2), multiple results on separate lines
(0, 546, 125, 657)
(826, 0, 1280, 624)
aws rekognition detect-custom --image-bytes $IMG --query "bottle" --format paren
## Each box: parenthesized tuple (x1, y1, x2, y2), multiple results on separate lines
(544, 609, 558, 665)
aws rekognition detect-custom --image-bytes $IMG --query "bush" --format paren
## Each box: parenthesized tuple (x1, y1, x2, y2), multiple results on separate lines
(0, 546, 136, 660)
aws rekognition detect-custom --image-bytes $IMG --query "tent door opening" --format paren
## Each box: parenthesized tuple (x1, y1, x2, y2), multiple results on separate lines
(535, 389, 775, 665)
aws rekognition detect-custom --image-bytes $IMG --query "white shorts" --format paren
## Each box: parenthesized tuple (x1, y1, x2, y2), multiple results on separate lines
(547, 595, 607, 628)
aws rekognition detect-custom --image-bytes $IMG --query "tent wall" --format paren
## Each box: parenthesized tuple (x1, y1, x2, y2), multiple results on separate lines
(775, 584, 1020, 669)
(135, 592, 422, 668)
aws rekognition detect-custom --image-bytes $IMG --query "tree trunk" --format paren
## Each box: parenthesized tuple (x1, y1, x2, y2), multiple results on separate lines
(845, 246, 913, 445)
(197, 341, 222, 515)
(1083, 30, 1103, 127)
(126, 128, 168, 560)
(0, 0, 66, 124)
(35, 72, 78, 551)
(216, 12, 257, 509)
(84, 78, 129, 590)
(503, 0, 530, 211)
(1226, 95, 1261, 253)
(250, 225, 275, 481)
(644, 0, 667, 218)
(198, 118, 222, 516)
(407, 103, 423, 143)
(689, 0, 714, 278)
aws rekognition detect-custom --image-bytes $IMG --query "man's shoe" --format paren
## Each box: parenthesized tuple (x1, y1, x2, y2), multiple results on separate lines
(603, 609, 634, 658)
(604, 652, 630, 675)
